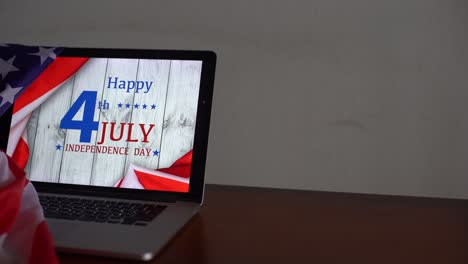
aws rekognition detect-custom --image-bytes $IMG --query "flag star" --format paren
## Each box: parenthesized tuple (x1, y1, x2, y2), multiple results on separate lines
(134, 103, 139, 109)
(152, 149, 159, 156)
(125, 103, 131, 108)
(0, 83, 22, 108)
(118, 102, 123, 108)
(0, 56, 19, 80)
(55, 144, 62, 150)
(30, 47, 57, 64)
(151, 104, 156, 109)
(142, 104, 147, 109)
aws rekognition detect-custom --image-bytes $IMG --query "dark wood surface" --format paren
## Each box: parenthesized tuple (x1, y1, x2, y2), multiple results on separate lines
(58, 184, 468, 264)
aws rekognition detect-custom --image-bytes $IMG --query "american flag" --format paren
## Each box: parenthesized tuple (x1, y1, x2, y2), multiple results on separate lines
(0, 44, 63, 116)
(1, 44, 63, 264)
(118, 150, 192, 192)
(0, 151, 57, 264)
(0, 44, 191, 263)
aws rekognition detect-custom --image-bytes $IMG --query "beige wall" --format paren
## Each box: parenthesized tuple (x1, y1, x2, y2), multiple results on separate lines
(2, 0, 468, 198)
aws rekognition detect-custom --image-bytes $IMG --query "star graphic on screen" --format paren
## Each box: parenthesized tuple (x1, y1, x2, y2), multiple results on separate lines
(142, 104, 147, 109)
(151, 104, 156, 110)
(29, 47, 57, 65)
(118, 102, 123, 108)
(134, 103, 139, 109)
(0, 83, 23, 108)
(55, 144, 62, 150)
(152, 149, 159, 156)
(125, 103, 131, 108)
(0, 56, 19, 80)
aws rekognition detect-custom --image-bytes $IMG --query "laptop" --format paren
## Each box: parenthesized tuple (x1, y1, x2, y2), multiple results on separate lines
(0, 48, 216, 261)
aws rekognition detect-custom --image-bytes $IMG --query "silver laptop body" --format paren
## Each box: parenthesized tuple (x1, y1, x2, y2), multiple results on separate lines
(5, 48, 216, 261)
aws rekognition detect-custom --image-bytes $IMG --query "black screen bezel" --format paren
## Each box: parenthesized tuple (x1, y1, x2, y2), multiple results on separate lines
(1, 48, 216, 203)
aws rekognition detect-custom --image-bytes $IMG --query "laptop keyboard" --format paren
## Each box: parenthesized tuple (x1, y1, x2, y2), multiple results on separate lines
(39, 195, 167, 226)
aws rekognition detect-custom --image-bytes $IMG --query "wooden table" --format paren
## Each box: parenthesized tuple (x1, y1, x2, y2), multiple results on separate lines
(58, 184, 468, 264)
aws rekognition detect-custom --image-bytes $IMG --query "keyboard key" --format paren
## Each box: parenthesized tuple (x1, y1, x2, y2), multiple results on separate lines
(57, 214, 79, 220)
(121, 218, 136, 225)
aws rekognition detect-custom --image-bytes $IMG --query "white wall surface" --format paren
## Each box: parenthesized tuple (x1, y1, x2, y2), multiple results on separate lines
(2, 0, 468, 198)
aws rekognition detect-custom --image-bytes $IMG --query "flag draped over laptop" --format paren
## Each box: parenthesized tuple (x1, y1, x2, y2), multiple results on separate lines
(116, 150, 192, 192)
(0, 151, 58, 263)
(1, 44, 64, 264)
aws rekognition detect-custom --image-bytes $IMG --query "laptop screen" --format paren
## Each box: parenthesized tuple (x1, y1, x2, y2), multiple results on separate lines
(15, 57, 202, 193)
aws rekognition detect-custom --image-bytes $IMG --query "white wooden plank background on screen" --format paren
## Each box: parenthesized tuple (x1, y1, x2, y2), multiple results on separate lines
(25, 109, 39, 176)
(124, 59, 171, 172)
(28, 76, 75, 183)
(59, 58, 108, 185)
(158, 60, 202, 169)
(90, 58, 139, 187)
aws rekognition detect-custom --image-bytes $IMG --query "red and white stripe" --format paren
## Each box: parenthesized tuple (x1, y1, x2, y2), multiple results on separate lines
(116, 150, 193, 192)
(117, 163, 190, 193)
(0, 151, 58, 264)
